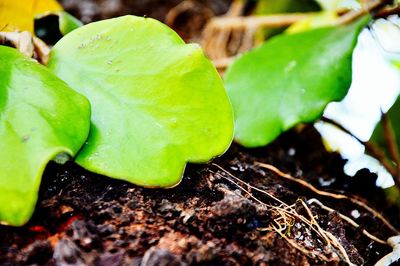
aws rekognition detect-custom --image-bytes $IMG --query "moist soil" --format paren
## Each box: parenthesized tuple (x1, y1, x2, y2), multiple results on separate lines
(2, 1, 400, 265)
(1, 127, 398, 265)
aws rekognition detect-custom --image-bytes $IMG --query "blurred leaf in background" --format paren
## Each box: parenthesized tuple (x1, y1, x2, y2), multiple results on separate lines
(253, 0, 321, 40)
(0, 0, 62, 33)
(286, 10, 338, 34)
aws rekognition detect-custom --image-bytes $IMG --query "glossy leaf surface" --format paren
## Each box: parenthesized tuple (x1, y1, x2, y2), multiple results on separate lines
(225, 18, 368, 147)
(0, 46, 90, 226)
(48, 16, 234, 187)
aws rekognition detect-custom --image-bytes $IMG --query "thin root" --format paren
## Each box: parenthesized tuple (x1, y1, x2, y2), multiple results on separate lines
(375, 236, 400, 266)
(209, 163, 387, 264)
(256, 162, 399, 235)
(308, 198, 387, 245)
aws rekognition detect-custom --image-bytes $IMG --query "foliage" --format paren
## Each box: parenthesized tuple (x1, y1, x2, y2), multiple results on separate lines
(224, 17, 369, 147)
(0, 0, 390, 227)
(48, 16, 234, 188)
(0, 46, 90, 226)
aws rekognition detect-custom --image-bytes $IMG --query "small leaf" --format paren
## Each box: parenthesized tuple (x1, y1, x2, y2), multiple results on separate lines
(48, 16, 234, 188)
(57, 11, 82, 35)
(225, 17, 368, 148)
(0, 46, 90, 226)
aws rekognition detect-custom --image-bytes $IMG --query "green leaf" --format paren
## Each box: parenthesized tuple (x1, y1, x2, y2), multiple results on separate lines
(0, 46, 90, 226)
(225, 17, 368, 148)
(57, 11, 83, 35)
(48, 15, 234, 188)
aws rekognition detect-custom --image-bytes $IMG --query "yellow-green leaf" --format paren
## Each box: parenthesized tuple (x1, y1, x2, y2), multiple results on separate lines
(0, 46, 90, 226)
(48, 16, 234, 188)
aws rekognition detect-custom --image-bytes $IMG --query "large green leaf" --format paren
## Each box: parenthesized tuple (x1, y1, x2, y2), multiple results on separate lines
(225, 18, 368, 148)
(48, 15, 234, 188)
(0, 46, 90, 226)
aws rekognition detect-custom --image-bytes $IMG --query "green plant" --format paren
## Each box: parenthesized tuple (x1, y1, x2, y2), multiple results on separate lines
(0, 46, 90, 226)
(225, 17, 369, 147)
(48, 16, 234, 187)
(0, 15, 233, 226)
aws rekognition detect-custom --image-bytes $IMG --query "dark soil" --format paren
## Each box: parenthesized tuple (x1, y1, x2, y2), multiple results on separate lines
(0, 126, 398, 265)
(1, 1, 400, 265)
